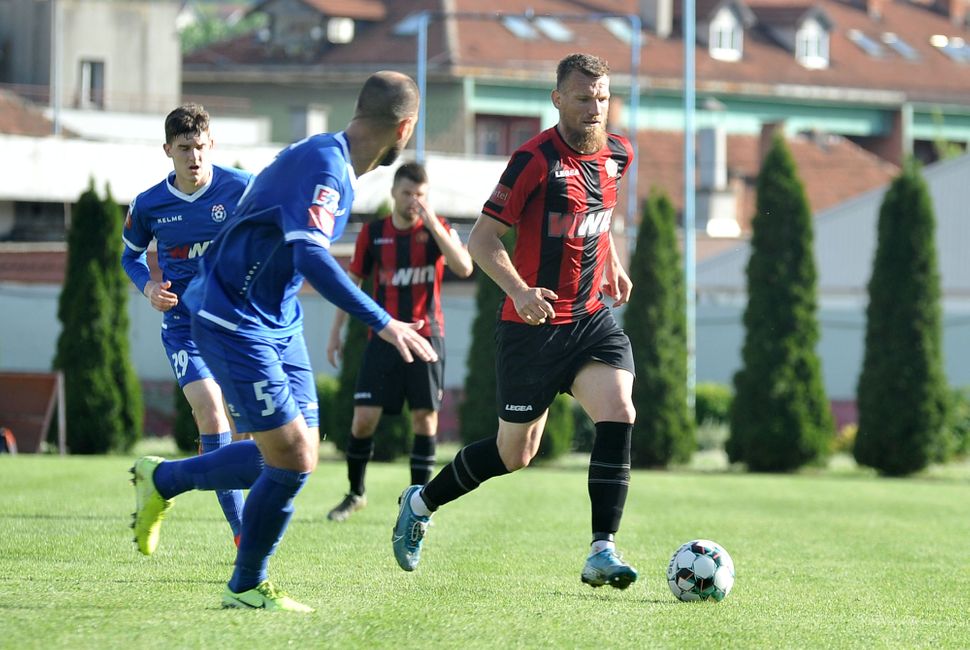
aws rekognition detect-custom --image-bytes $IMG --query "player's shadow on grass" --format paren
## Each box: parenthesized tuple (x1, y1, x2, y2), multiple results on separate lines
(553, 589, 674, 605)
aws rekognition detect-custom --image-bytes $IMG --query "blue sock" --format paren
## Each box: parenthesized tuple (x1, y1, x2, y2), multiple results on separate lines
(153, 439, 264, 500)
(200, 432, 245, 539)
(228, 465, 310, 594)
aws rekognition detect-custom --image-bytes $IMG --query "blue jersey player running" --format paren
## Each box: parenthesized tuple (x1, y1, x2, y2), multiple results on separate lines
(122, 104, 253, 547)
(129, 71, 435, 613)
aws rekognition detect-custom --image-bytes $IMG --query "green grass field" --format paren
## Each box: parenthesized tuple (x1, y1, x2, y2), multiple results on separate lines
(2, 444, 969, 649)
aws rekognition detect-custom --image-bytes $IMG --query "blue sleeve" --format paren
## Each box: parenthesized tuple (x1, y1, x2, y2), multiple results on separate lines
(292, 239, 391, 332)
(121, 243, 151, 294)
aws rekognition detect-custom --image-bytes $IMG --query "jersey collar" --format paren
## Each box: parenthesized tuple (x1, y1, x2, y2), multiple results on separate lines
(334, 131, 358, 191)
(165, 168, 215, 202)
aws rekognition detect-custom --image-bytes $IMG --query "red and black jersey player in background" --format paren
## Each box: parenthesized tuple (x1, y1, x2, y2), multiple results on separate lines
(392, 53, 640, 591)
(325, 161, 473, 522)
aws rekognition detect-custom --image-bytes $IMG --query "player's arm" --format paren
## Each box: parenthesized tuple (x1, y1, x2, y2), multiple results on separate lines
(415, 200, 473, 278)
(326, 270, 364, 368)
(603, 232, 632, 307)
(121, 200, 178, 312)
(292, 241, 436, 364)
(467, 215, 557, 325)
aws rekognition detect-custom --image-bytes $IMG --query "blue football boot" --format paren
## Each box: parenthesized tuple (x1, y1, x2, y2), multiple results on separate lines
(392, 485, 430, 571)
(581, 548, 639, 589)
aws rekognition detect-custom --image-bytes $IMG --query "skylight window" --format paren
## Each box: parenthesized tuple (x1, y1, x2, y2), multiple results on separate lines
(881, 33, 919, 60)
(709, 8, 742, 62)
(847, 29, 884, 57)
(601, 16, 635, 44)
(931, 35, 970, 62)
(502, 16, 539, 40)
(534, 16, 573, 42)
(393, 12, 423, 36)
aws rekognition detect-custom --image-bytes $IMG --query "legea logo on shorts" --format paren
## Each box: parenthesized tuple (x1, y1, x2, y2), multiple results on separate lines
(354, 391, 372, 399)
(505, 404, 533, 412)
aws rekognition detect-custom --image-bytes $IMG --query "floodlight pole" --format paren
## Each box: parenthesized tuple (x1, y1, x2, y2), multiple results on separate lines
(415, 12, 641, 233)
(683, 0, 697, 409)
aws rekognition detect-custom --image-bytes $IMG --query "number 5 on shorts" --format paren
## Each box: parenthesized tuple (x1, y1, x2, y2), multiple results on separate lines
(253, 380, 275, 416)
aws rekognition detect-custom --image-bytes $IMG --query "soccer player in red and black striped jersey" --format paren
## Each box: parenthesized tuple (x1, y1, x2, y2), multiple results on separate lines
(326, 162, 473, 522)
(393, 53, 639, 589)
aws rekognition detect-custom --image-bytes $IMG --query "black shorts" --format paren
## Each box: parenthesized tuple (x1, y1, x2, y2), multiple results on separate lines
(495, 308, 634, 423)
(354, 335, 445, 414)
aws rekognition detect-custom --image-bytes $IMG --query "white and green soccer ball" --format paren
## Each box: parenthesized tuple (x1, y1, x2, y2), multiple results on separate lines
(666, 539, 735, 602)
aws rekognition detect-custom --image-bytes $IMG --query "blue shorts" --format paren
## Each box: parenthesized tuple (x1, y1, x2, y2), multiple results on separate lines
(191, 320, 319, 432)
(160, 324, 213, 389)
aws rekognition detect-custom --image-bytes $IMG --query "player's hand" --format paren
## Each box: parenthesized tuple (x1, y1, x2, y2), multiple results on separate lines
(511, 287, 558, 325)
(603, 258, 633, 307)
(144, 280, 178, 312)
(326, 329, 343, 368)
(377, 319, 438, 364)
(413, 197, 443, 233)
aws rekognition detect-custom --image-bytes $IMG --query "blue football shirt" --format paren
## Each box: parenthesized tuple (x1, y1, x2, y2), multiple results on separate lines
(186, 131, 378, 338)
(122, 164, 254, 328)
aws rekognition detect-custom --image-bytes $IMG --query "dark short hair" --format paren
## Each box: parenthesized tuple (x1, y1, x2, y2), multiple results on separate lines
(393, 161, 428, 186)
(354, 71, 420, 126)
(556, 53, 610, 89)
(164, 103, 210, 144)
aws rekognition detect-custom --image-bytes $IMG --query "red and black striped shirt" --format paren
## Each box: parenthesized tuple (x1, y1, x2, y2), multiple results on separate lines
(482, 126, 633, 325)
(349, 215, 456, 338)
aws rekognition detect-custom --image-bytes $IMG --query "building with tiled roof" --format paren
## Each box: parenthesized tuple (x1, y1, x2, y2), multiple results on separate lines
(183, 0, 970, 167)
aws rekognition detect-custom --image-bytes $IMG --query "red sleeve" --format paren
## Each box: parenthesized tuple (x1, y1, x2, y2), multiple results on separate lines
(481, 150, 545, 227)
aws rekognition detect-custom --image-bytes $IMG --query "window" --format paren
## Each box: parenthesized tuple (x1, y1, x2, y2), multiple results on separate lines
(534, 17, 573, 42)
(78, 59, 104, 109)
(847, 29, 884, 57)
(930, 34, 970, 62)
(882, 33, 919, 60)
(709, 9, 742, 62)
(474, 115, 540, 156)
(796, 21, 829, 69)
(602, 16, 635, 44)
(501, 16, 539, 40)
(290, 105, 329, 141)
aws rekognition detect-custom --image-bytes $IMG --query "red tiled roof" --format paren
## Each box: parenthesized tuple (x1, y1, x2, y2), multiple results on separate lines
(187, 0, 970, 105)
(635, 127, 898, 229)
(249, 0, 386, 21)
(0, 90, 56, 137)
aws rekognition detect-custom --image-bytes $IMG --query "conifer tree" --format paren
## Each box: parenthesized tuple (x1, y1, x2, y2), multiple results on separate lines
(458, 261, 505, 445)
(54, 183, 130, 452)
(625, 189, 693, 467)
(728, 134, 833, 471)
(855, 159, 948, 476)
(103, 186, 143, 449)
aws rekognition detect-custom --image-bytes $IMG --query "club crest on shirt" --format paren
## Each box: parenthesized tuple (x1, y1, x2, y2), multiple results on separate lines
(416, 230, 429, 244)
(605, 158, 619, 178)
(211, 204, 227, 223)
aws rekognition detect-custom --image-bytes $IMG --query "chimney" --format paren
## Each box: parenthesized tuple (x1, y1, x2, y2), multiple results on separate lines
(866, 0, 885, 20)
(759, 121, 784, 171)
(640, 0, 673, 39)
(697, 126, 740, 237)
(946, 0, 968, 25)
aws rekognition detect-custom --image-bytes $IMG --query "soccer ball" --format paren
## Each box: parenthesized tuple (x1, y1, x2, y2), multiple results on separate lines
(666, 539, 735, 602)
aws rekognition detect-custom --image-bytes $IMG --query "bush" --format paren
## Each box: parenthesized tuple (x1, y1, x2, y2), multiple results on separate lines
(695, 383, 732, 426)
(942, 387, 970, 459)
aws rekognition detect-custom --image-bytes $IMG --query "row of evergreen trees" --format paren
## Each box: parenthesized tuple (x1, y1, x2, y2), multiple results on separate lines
(57, 137, 949, 477)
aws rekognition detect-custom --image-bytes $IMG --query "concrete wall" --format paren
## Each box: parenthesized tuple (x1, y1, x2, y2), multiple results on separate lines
(0, 282, 476, 390)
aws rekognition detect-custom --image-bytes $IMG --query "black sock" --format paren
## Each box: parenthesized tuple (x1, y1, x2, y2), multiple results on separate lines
(410, 434, 437, 485)
(589, 421, 632, 540)
(421, 436, 509, 511)
(346, 436, 374, 497)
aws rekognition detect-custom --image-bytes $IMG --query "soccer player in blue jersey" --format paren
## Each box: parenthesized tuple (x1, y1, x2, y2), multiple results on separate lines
(123, 104, 253, 547)
(129, 71, 435, 612)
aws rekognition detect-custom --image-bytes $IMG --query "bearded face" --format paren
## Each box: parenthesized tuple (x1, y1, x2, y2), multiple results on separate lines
(553, 72, 610, 154)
